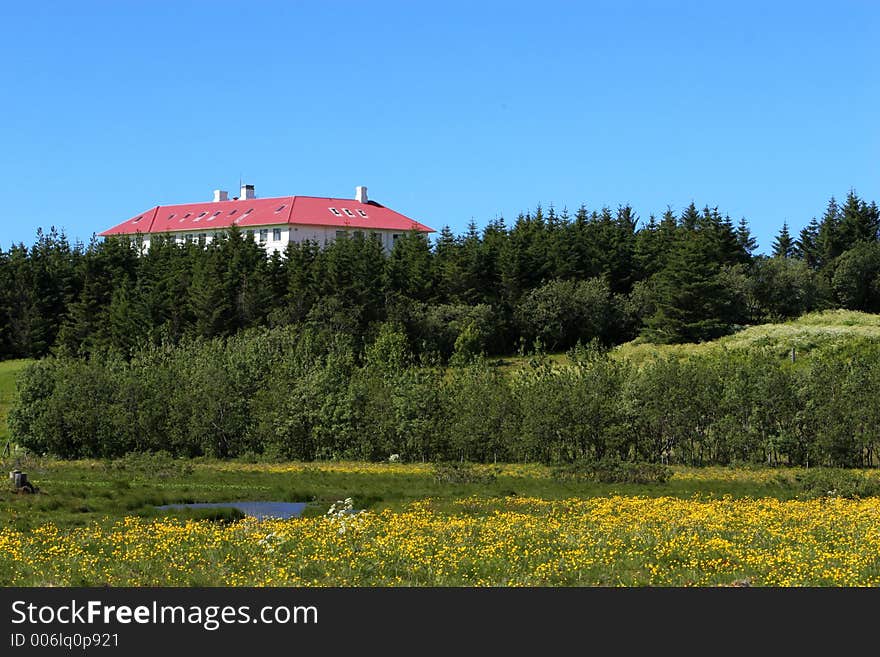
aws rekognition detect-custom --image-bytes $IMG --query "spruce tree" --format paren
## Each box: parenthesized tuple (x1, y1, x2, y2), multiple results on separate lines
(817, 196, 844, 266)
(384, 229, 433, 302)
(838, 189, 880, 249)
(736, 217, 758, 257)
(772, 222, 794, 258)
(281, 239, 321, 324)
(634, 214, 663, 278)
(188, 245, 234, 339)
(107, 277, 150, 355)
(680, 202, 700, 231)
(795, 218, 821, 269)
(642, 227, 737, 343)
(431, 225, 463, 303)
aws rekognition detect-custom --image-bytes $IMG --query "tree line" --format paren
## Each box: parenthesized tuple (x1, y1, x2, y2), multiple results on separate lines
(1, 190, 878, 361)
(9, 325, 880, 467)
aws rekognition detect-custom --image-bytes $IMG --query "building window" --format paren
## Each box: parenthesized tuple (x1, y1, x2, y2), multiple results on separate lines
(246, 230, 254, 240)
(259, 229, 268, 243)
(273, 228, 282, 241)
(335, 230, 347, 239)
(343, 208, 355, 217)
(185, 234, 193, 244)
(358, 209, 368, 218)
(392, 234, 401, 243)
(369, 232, 380, 241)
(329, 207, 341, 216)
(353, 231, 363, 239)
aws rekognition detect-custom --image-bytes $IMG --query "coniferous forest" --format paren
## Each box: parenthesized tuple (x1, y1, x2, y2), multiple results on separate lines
(5, 190, 880, 466)
(2, 190, 879, 360)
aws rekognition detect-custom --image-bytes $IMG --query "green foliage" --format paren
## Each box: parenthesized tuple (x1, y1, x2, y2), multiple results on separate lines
(831, 241, 880, 312)
(431, 461, 499, 485)
(552, 458, 672, 484)
(792, 468, 880, 499)
(103, 451, 195, 478)
(514, 277, 614, 351)
(9, 322, 880, 468)
(746, 256, 831, 322)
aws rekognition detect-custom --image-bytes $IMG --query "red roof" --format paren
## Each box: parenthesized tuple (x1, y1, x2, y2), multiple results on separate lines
(99, 195, 434, 237)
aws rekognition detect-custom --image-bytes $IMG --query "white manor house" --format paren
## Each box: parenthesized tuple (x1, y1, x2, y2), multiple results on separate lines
(99, 184, 435, 254)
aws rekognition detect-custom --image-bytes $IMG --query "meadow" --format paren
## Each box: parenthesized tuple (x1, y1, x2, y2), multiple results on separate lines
(4, 312, 880, 586)
(3, 456, 880, 586)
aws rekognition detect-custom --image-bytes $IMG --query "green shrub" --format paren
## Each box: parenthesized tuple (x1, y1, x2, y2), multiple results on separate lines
(104, 451, 194, 478)
(794, 468, 880, 499)
(552, 458, 672, 484)
(431, 461, 498, 485)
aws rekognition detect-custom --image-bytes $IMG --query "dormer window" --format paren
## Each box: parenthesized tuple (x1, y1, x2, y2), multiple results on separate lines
(329, 207, 341, 216)
(357, 209, 368, 218)
(343, 208, 355, 217)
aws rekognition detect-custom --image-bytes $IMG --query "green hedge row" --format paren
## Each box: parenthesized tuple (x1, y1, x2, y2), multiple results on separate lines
(9, 325, 880, 467)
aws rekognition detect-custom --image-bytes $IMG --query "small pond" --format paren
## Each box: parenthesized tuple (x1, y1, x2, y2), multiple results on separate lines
(155, 501, 308, 520)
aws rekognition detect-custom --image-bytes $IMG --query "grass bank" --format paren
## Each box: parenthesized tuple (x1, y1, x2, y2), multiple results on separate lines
(0, 359, 31, 445)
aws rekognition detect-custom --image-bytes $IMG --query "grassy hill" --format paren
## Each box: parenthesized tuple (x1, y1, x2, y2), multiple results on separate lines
(0, 359, 32, 445)
(494, 310, 880, 369)
(615, 309, 880, 364)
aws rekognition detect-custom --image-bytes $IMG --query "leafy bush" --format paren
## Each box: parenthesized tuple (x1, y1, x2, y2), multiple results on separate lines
(431, 461, 498, 485)
(104, 451, 194, 478)
(552, 458, 671, 484)
(793, 468, 880, 499)
(515, 278, 613, 352)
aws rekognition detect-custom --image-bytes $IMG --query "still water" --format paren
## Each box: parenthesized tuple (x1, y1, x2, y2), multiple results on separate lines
(155, 501, 308, 520)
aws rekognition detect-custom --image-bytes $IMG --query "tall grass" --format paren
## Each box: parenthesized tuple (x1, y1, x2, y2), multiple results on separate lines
(614, 309, 880, 365)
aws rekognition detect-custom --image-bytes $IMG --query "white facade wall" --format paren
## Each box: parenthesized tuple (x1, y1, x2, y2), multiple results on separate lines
(282, 225, 405, 253)
(138, 224, 408, 254)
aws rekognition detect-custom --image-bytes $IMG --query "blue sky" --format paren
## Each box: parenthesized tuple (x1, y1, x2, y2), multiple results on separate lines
(2, 0, 877, 254)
